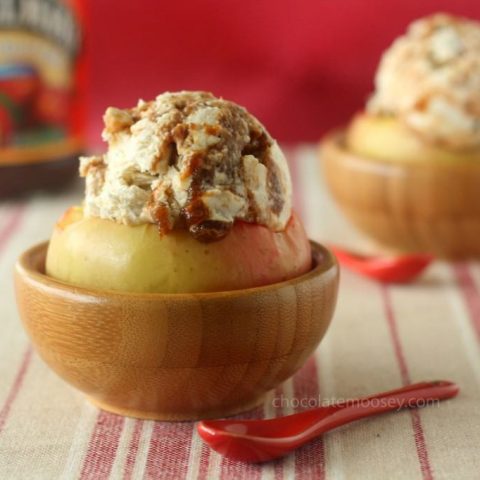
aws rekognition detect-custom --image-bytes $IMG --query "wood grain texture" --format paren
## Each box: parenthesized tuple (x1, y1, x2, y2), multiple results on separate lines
(15, 241, 338, 421)
(321, 132, 480, 259)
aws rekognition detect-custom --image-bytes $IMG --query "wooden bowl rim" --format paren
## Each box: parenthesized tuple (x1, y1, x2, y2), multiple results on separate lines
(321, 129, 480, 172)
(16, 240, 337, 301)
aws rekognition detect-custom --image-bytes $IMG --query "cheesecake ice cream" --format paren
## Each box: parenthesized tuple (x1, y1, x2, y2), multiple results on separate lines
(323, 13, 480, 258)
(47, 91, 311, 293)
(367, 13, 480, 150)
(80, 91, 292, 242)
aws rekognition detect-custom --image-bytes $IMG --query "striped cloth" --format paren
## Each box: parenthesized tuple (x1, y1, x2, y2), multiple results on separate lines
(1, 145, 480, 479)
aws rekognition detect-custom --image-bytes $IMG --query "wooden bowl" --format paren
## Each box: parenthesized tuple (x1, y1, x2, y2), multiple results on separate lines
(321, 131, 480, 259)
(15, 241, 338, 421)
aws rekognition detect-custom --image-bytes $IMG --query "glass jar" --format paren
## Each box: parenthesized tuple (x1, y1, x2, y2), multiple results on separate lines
(0, 0, 86, 198)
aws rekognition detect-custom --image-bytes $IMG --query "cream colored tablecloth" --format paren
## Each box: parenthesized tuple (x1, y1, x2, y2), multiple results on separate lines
(1, 145, 479, 479)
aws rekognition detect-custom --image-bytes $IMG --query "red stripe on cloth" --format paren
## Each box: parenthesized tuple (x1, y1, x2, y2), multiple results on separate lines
(0, 203, 31, 435)
(453, 263, 480, 343)
(0, 203, 26, 254)
(381, 285, 434, 480)
(79, 411, 125, 480)
(0, 347, 33, 434)
(289, 147, 326, 478)
(293, 357, 326, 480)
(144, 422, 193, 479)
(123, 420, 144, 480)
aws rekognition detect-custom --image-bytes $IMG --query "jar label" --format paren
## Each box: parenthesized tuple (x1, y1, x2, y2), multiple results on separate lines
(0, 0, 84, 165)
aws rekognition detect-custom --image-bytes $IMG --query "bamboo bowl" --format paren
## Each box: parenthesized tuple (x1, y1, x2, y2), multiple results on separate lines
(321, 131, 480, 259)
(15, 241, 338, 421)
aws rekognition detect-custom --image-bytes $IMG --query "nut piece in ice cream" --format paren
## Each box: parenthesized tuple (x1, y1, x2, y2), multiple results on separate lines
(79, 91, 292, 242)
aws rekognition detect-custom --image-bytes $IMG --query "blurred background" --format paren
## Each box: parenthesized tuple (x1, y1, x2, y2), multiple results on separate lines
(1, 0, 480, 193)
(87, 0, 480, 148)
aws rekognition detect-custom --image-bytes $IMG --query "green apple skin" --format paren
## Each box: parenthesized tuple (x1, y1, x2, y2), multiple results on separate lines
(46, 208, 312, 293)
(346, 113, 480, 163)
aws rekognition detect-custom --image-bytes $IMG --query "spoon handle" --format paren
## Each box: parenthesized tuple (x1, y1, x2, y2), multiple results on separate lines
(197, 380, 459, 463)
(309, 380, 458, 439)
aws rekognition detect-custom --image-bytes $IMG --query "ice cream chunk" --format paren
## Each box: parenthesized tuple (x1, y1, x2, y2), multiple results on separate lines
(368, 14, 480, 150)
(80, 91, 292, 241)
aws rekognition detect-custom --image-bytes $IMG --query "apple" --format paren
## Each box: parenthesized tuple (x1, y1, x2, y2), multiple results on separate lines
(346, 112, 480, 163)
(46, 207, 312, 293)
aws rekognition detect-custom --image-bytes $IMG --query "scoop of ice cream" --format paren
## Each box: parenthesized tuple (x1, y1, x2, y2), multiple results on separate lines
(367, 14, 480, 150)
(80, 91, 292, 241)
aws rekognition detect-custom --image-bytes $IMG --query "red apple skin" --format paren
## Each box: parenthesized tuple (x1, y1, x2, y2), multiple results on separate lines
(46, 208, 312, 294)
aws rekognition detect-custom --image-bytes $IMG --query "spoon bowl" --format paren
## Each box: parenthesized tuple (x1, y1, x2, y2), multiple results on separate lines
(331, 245, 433, 283)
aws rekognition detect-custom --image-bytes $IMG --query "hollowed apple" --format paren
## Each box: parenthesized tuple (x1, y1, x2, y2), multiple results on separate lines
(346, 113, 480, 163)
(46, 207, 312, 293)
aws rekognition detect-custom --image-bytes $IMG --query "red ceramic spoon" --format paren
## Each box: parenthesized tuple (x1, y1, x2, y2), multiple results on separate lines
(198, 380, 458, 463)
(331, 246, 434, 283)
